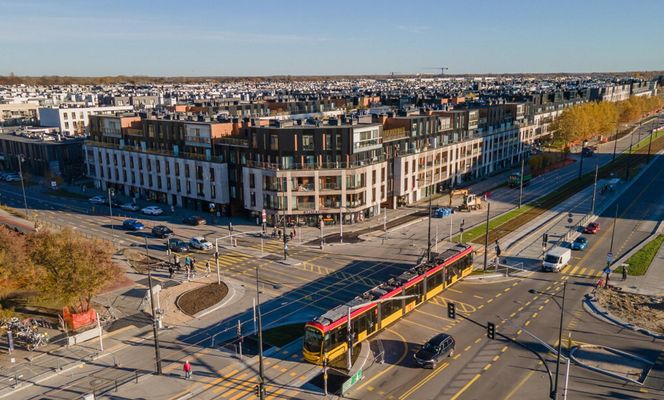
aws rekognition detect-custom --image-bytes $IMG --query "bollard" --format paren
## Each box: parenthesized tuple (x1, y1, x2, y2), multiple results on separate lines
(135, 370, 139, 383)
(115, 379, 118, 392)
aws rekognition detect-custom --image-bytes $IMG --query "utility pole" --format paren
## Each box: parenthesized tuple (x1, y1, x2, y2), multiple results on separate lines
(552, 281, 567, 399)
(625, 130, 634, 181)
(17, 155, 29, 217)
(282, 199, 287, 260)
(612, 124, 618, 162)
(483, 202, 490, 271)
(144, 237, 162, 375)
(255, 263, 265, 400)
(591, 165, 599, 215)
(339, 206, 344, 244)
(107, 188, 115, 243)
(426, 174, 433, 262)
(607, 204, 619, 283)
(518, 157, 525, 208)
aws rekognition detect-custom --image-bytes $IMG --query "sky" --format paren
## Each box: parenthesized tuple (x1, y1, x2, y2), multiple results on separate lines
(1, 0, 663, 76)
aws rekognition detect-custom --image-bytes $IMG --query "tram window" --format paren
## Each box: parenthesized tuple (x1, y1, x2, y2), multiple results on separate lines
(429, 270, 443, 287)
(381, 299, 401, 316)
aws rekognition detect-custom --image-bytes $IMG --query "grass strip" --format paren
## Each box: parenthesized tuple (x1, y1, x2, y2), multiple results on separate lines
(614, 235, 664, 276)
(457, 133, 664, 245)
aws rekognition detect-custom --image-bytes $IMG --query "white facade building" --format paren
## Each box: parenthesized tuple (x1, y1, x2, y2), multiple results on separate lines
(39, 105, 133, 136)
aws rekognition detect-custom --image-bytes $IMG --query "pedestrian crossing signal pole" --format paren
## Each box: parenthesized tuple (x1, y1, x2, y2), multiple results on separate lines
(214, 239, 221, 285)
(323, 357, 329, 395)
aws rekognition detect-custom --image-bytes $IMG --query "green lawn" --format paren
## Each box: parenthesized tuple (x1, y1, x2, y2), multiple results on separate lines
(614, 235, 664, 276)
(453, 205, 534, 243)
(45, 188, 90, 200)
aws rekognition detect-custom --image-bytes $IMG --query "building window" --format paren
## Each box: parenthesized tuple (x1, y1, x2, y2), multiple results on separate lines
(249, 173, 255, 189)
(211, 184, 216, 198)
(175, 162, 179, 176)
(250, 192, 256, 207)
(196, 166, 203, 180)
(270, 135, 279, 151)
(336, 134, 342, 150)
(302, 135, 314, 151)
(186, 181, 191, 194)
(209, 168, 215, 182)
(185, 165, 190, 178)
(64, 122, 69, 129)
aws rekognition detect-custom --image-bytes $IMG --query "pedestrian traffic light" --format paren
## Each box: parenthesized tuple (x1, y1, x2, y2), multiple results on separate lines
(447, 302, 456, 319)
(487, 322, 495, 340)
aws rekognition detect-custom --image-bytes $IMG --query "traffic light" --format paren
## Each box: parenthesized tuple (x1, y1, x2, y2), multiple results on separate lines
(447, 302, 456, 319)
(255, 384, 265, 397)
(487, 322, 495, 340)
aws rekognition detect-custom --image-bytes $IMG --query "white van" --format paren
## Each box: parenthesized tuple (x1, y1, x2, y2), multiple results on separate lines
(542, 247, 571, 272)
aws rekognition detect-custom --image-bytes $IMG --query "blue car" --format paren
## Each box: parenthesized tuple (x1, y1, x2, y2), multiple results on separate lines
(571, 236, 588, 250)
(434, 207, 453, 218)
(122, 219, 145, 231)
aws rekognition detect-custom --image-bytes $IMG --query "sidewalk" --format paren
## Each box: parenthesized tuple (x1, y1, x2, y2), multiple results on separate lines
(610, 224, 664, 296)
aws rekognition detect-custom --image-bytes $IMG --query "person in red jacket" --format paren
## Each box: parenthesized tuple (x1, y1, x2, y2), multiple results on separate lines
(183, 360, 192, 380)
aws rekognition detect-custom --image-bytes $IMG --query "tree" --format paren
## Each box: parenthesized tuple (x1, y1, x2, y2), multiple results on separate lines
(0, 226, 39, 297)
(27, 228, 119, 312)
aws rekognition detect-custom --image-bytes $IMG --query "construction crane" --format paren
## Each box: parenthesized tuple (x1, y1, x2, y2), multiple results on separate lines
(425, 67, 449, 76)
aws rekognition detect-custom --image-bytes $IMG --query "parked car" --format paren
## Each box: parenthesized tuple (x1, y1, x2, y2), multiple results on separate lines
(4, 173, 22, 182)
(142, 206, 164, 216)
(168, 238, 189, 252)
(152, 225, 173, 238)
(122, 219, 144, 231)
(88, 195, 106, 204)
(571, 236, 588, 250)
(584, 222, 600, 234)
(120, 202, 140, 212)
(190, 236, 213, 250)
(414, 333, 456, 368)
(182, 215, 206, 226)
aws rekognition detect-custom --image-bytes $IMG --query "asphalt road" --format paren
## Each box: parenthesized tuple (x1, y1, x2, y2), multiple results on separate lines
(346, 153, 664, 400)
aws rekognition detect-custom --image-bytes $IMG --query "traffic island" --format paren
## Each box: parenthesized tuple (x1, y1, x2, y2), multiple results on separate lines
(595, 287, 664, 336)
(176, 282, 228, 316)
(570, 344, 653, 385)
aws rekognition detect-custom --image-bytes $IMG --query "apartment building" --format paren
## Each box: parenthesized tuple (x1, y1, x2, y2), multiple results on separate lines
(39, 105, 133, 136)
(239, 118, 386, 226)
(0, 103, 39, 126)
(85, 114, 232, 212)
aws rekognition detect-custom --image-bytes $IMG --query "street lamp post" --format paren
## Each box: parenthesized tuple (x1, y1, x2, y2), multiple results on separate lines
(483, 202, 490, 271)
(519, 157, 525, 208)
(255, 262, 266, 400)
(552, 281, 567, 399)
(107, 188, 115, 242)
(647, 118, 656, 163)
(612, 124, 618, 162)
(625, 131, 634, 181)
(339, 206, 343, 244)
(144, 237, 162, 375)
(16, 155, 29, 217)
(607, 204, 619, 283)
(591, 165, 599, 215)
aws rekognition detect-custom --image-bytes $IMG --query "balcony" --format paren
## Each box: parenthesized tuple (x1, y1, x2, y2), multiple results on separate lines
(185, 136, 211, 148)
(102, 128, 121, 138)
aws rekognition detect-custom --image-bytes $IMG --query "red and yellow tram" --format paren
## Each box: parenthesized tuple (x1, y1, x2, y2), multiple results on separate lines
(303, 243, 474, 364)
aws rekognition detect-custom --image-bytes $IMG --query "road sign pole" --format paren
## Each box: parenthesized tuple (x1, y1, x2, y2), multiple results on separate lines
(483, 203, 490, 271)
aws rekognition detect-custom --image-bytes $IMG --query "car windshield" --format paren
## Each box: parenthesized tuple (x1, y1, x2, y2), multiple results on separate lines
(423, 342, 439, 353)
(303, 327, 323, 353)
(544, 255, 561, 263)
(575, 238, 586, 243)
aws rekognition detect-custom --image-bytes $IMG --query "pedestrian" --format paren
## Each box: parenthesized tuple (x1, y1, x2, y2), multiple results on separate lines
(290, 231, 294, 240)
(622, 265, 627, 281)
(285, 243, 289, 257)
(185, 265, 191, 281)
(228, 221, 233, 233)
(272, 228, 277, 238)
(206, 260, 211, 277)
(175, 255, 181, 271)
(183, 360, 192, 380)
(191, 257, 196, 273)
(278, 229, 282, 238)
(170, 205, 175, 213)
(185, 255, 191, 268)
(168, 265, 174, 279)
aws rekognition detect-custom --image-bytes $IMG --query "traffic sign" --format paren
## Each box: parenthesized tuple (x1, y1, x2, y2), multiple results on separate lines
(603, 267, 611, 275)
(341, 369, 363, 394)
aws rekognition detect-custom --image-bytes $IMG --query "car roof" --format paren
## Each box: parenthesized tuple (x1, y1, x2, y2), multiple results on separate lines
(192, 236, 205, 240)
(575, 236, 587, 241)
(427, 333, 452, 346)
(124, 219, 137, 223)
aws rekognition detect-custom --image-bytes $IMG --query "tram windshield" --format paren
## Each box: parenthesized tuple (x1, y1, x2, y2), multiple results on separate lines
(303, 326, 323, 354)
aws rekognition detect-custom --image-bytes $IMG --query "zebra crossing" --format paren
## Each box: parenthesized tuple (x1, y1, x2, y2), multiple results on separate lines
(561, 264, 604, 279)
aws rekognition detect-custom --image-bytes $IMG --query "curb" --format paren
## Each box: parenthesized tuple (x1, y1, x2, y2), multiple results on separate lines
(569, 344, 650, 386)
(582, 294, 664, 340)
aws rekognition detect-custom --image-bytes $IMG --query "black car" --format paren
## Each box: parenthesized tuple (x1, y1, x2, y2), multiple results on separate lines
(152, 225, 173, 238)
(414, 333, 455, 368)
(581, 147, 594, 157)
(182, 216, 206, 226)
(168, 238, 189, 252)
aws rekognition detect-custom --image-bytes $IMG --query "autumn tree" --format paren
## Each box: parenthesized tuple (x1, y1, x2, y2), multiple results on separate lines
(0, 226, 39, 298)
(27, 228, 120, 312)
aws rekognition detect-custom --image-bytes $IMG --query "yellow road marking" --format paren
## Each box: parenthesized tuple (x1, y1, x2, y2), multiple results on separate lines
(568, 265, 579, 276)
(492, 355, 500, 362)
(464, 345, 472, 352)
(399, 362, 449, 400)
(449, 373, 481, 400)
(483, 364, 492, 371)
